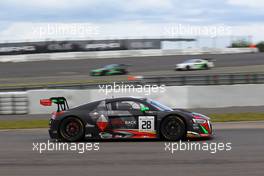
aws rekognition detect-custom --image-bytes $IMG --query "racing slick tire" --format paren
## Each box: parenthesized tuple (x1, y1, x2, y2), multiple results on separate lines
(160, 116, 186, 141)
(186, 65, 190, 70)
(121, 69, 128, 75)
(59, 117, 85, 142)
(100, 70, 107, 76)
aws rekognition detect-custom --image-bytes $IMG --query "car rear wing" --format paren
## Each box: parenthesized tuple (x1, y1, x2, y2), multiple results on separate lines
(40, 97, 69, 112)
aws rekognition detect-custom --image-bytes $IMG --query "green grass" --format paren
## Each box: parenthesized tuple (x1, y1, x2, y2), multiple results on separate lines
(209, 113, 264, 122)
(0, 113, 264, 129)
(0, 119, 48, 129)
(0, 77, 127, 88)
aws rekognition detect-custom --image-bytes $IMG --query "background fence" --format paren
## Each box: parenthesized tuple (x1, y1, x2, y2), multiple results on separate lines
(140, 73, 264, 86)
(0, 48, 258, 63)
(1, 72, 264, 92)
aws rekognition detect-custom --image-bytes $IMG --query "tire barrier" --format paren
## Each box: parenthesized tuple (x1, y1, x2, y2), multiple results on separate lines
(0, 92, 28, 114)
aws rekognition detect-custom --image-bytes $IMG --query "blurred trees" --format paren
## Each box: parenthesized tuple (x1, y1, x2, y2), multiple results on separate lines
(230, 39, 264, 52)
(256, 42, 264, 52)
(230, 39, 250, 48)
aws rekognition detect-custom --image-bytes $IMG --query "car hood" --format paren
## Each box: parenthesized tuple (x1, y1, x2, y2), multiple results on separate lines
(173, 108, 192, 113)
(172, 109, 210, 120)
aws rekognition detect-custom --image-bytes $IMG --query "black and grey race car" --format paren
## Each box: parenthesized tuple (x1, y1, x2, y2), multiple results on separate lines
(40, 97, 213, 142)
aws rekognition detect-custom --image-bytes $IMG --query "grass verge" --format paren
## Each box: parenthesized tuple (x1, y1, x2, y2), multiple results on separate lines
(0, 113, 264, 129)
(0, 120, 48, 129)
(209, 113, 264, 122)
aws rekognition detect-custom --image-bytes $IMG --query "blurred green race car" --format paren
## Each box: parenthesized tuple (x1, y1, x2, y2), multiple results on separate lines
(90, 64, 129, 76)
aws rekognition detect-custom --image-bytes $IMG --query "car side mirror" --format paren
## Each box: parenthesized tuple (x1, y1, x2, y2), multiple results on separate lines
(140, 106, 150, 112)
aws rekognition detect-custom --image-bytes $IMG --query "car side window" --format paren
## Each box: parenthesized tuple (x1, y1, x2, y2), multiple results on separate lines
(108, 100, 146, 111)
(106, 102, 112, 111)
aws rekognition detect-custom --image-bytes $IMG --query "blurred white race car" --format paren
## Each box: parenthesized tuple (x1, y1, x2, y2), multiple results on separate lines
(175, 59, 214, 71)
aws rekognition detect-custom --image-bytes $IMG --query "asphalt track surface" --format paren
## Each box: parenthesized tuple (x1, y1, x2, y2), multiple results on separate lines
(0, 122, 264, 176)
(1, 52, 264, 79)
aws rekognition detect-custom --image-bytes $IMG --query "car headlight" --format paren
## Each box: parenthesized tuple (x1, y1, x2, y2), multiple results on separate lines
(192, 118, 207, 124)
(192, 113, 209, 124)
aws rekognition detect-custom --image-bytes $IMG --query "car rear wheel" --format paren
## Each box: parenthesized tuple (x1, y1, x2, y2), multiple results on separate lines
(121, 69, 128, 74)
(160, 116, 186, 141)
(100, 70, 107, 76)
(186, 65, 190, 70)
(203, 64, 208, 69)
(59, 117, 84, 142)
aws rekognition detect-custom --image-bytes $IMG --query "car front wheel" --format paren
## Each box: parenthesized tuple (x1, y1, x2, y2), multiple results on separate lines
(100, 70, 107, 76)
(203, 64, 208, 70)
(160, 116, 186, 141)
(121, 69, 128, 74)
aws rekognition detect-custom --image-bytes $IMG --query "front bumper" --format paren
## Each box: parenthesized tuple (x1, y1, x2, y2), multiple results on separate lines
(175, 65, 184, 70)
(90, 71, 102, 76)
(187, 120, 213, 138)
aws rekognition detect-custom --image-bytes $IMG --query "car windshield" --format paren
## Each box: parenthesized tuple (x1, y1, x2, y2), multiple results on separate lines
(183, 59, 197, 63)
(147, 99, 173, 111)
(104, 64, 118, 69)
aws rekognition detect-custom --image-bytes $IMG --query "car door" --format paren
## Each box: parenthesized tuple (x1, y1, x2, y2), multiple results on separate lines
(106, 100, 157, 138)
(107, 65, 120, 75)
(192, 59, 202, 69)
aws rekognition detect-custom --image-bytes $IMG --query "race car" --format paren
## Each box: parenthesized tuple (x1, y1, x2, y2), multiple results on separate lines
(40, 97, 213, 142)
(90, 64, 129, 76)
(175, 58, 214, 71)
